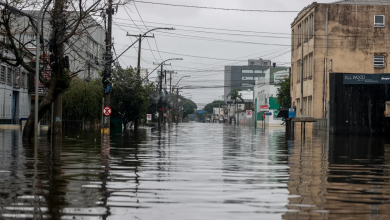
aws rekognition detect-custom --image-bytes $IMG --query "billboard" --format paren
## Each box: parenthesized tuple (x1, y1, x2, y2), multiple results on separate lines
(213, 108, 219, 115)
(270, 68, 289, 85)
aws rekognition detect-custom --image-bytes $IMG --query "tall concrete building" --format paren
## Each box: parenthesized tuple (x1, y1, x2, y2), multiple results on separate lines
(224, 59, 272, 100)
(291, 0, 390, 136)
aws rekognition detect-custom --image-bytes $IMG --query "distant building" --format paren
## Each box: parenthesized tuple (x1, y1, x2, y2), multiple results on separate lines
(248, 58, 272, 66)
(224, 59, 272, 101)
(254, 67, 290, 126)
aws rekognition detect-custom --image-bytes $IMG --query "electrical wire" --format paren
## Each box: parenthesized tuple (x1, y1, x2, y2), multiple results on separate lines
(132, 1, 300, 13)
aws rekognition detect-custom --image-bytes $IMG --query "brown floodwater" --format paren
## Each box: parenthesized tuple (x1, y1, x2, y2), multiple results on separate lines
(1, 123, 390, 219)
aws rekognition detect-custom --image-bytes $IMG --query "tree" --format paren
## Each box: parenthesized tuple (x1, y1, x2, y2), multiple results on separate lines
(62, 78, 103, 122)
(182, 98, 197, 118)
(228, 88, 243, 102)
(204, 100, 225, 114)
(111, 65, 155, 129)
(276, 76, 291, 108)
(0, 1, 125, 141)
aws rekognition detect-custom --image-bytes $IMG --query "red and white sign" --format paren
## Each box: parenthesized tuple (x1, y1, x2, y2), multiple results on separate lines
(147, 114, 152, 121)
(246, 110, 252, 118)
(260, 105, 270, 112)
(103, 106, 112, 116)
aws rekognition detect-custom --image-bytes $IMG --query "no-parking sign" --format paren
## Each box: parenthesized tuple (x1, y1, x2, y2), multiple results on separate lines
(103, 106, 112, 116)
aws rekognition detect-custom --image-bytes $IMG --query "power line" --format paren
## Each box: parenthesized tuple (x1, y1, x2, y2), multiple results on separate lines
(132, 2, 165, 63)
(132, 1, 300, 12)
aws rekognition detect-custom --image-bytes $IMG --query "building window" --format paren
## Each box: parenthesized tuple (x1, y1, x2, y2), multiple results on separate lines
(374, 55, 385, 68)
(254, 70, 263, 73)
(375, 15, 385, 27)
(7, 67, 12, 85)
(309, 14, 314, 38)
(292, 30, 294, 50)
(296, 98, 300, 116)
(308, 96, 312, 116)
(0, 65, 5, 83)
(241, 83, 254, 87)
(303, 97, 307, 115)
(242, 76, 254, 80)
(308, 53, 313, 78)
(304, 19, 308, 42)
(291, 64, 294, 89)
(298, 24, 301, 47)
(242, 70, 254, 73)
(297, 59, 301, 83)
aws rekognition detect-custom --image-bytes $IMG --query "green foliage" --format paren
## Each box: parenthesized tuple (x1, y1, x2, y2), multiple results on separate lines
(182, 98, 197, 118)
(228, 88, 243, 101)
(62, 78, 103, 121)
(204, 100, 225, 114)
(276, 76, 291, 108)
(111, 66, 155, 127)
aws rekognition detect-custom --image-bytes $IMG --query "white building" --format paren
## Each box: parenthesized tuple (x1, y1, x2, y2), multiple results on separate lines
(254, 67, 289, 126)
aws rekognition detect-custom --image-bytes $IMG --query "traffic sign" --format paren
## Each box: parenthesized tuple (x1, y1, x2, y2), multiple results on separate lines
(260, 105, 270, 112)
(147, 114, 152, 121)
(103, 106, 112, 116)
(246, 110, 252, 118)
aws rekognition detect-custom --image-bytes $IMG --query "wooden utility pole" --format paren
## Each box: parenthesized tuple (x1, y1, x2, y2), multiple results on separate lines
(102, 0, 113, 135)
(176, 87, 179, 123)
(158, 65, 163, 130)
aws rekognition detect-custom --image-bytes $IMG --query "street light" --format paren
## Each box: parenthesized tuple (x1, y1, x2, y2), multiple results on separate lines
(35, 0, 51, 148)
(174, 75, 190, 88)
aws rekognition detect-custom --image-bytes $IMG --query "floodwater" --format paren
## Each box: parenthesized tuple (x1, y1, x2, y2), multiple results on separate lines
(1, 124, 390, 219)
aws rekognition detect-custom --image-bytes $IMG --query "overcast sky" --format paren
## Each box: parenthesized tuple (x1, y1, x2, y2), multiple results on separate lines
(112, 0, 335, 108)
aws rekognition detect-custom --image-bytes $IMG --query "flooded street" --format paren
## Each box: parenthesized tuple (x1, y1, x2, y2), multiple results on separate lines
(1, 123, 390, 219)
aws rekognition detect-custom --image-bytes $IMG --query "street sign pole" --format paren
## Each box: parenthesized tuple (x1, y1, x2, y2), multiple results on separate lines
(255, 99, 257, 130)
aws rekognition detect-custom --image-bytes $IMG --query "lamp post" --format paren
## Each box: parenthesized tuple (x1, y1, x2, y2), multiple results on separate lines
(34, 0, 50, 148)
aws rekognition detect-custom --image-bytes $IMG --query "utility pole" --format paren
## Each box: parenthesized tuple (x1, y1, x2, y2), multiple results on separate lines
(126, 34, 154, 76)
(158, 64, 163, 130)
(102, 0, 113, 135)
(176, 87, 179, 123)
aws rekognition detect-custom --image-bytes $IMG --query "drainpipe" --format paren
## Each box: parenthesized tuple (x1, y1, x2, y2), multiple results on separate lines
(323, 7, 329, 118)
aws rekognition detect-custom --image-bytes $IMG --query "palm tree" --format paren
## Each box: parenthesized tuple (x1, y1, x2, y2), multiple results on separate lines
(227, 89, 244, 125)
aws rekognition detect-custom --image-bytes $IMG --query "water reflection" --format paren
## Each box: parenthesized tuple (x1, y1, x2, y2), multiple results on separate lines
(2, 125, 390, 219)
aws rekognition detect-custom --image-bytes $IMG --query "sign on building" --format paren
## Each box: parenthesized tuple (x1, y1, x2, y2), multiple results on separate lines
(147, 114, 152, 121)
(343, 74, 390, 84)
(270, 68, 289, 85)
(260, 105, 270, 112)
(246, 110, 252, 118)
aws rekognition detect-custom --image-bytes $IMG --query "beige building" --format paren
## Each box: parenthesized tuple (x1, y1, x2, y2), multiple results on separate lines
(291, 0, 390, 136)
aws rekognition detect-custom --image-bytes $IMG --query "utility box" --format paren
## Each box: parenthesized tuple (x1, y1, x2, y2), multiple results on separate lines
(386, 101, 390, 117)
(288, 108, 296, 118)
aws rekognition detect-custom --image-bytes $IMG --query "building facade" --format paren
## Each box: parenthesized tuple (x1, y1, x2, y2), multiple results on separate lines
(254, 67, 289, 126)
(0, 12, 105, 124)
(291, 0, 390, 135)
(224, 59, 271, 100)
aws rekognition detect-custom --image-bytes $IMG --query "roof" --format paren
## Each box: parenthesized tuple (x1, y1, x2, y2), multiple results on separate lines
(331, 0, 390, 5)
